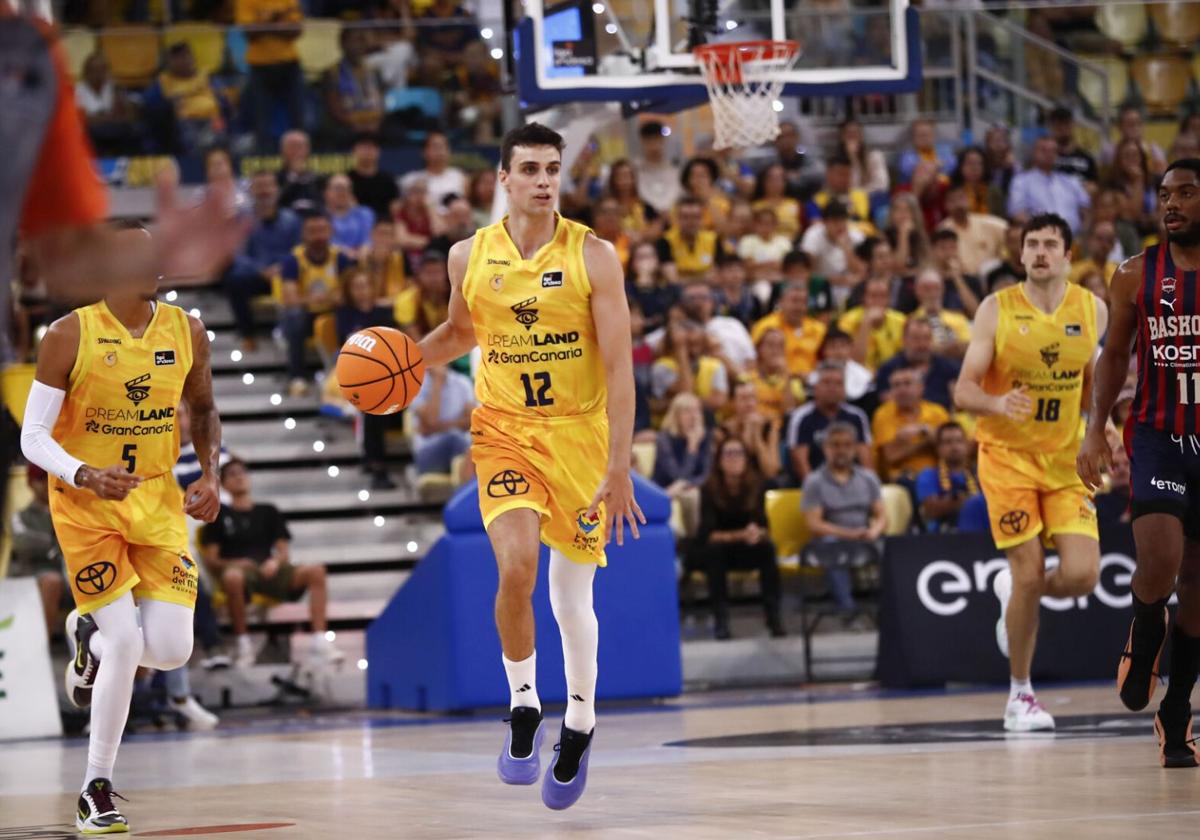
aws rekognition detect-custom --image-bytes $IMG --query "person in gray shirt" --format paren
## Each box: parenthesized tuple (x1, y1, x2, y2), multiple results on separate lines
(801, 421, 887, 621)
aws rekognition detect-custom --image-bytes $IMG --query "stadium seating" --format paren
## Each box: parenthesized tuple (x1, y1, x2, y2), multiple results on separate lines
(881, 484, 913, 535)
(1149, 2, 1200, 50)
(99, 26, 162, 87)
(1131, 54, 1191, 116)
(296, 19, 343, 81)
(1094, 3, 1149, 52)
(1078, 54, 1129, 116)
(765, 488, 809, 559)
(60, 28, 97, 80)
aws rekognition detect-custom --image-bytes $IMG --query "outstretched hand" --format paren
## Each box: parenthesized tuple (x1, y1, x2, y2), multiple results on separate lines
(586, 469, 647, 547)
(155, 172, 251, 283)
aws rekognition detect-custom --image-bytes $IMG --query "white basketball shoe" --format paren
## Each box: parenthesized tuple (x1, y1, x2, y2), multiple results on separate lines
(1004, 692, 1056, 732)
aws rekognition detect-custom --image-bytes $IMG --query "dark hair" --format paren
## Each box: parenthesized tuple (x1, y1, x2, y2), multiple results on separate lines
(167, 42, 190, 58)
(823, 199, 850, 220)
(703, 435, 764, 515)
(827, 152, 853, 169)
(606, 158, 638, 198)
(931, 228, 958, 245)
(352, 132, 381, 147)
(301, 209, 331, 223)
(903, 315, 933, 336)
(1021, 212, 1073, 251)
(716, 252, 746, 269)
(836, 118, 868, 169)
(500, 122, 563, 171)
(782, 250, 811, 272)
(854, 236, 883, 263)
(219, 457, 247, 481)
(935, 420, 965, 444)
(676, 195, 705, 212)
(639, 120, 666, 138)
(1164, 157, 1200, 180)
(1109, 136, 1149, 184)
(950, 145, 991, 187)
(1048, 105, 1074, 123)
(753, 163, 786, 200)
(818, 329, 853, 357)
(681, 157, 720, 190)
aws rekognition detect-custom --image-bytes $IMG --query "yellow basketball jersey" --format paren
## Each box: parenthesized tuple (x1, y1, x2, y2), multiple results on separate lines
(54, 301, 194, 480)
(976, 282, 1098, 451)
(463, 215, 605, 417)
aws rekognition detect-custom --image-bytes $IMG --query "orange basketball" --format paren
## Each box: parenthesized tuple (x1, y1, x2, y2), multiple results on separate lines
(336, 327, 426, 415)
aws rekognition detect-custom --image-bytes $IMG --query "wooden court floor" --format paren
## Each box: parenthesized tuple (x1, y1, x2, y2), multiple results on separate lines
(2, 684, 1199, 839)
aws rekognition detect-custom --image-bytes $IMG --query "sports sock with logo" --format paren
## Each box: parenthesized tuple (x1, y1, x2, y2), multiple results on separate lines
(549, 549, 598, 733)
(503, 651, 541, 712)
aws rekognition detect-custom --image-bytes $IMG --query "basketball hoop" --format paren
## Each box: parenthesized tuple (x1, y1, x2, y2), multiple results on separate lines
(693, 40, 800, 150)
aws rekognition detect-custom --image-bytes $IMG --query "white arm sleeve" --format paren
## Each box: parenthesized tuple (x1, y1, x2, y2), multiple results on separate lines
(20, 381, 86, 489)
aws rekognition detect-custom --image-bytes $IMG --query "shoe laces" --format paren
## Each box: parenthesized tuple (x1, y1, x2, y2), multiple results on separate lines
(88, 785, 127, 815)
(1015, 692, 1046, 713)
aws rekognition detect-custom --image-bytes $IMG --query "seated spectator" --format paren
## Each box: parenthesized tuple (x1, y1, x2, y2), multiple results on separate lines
(224, 171, 302, 350)
(937, 185, 1008, 278)
(845, 236, 915, 313)
(1100, 105, 1167, 178)
(786, 360, 872, 483)
(837, 117, 889, 196)
(652, 319, 729, 416)
(950, 146, 1006, 218)
(393, 179, 435, 263)
(449, 40, 502, 143)
(678, 157, 730, 233)
(1007, 136, 1090, 234)
(1091, 186, 1142, 263)
(903, 158, 950, 232)
(837, 277, 906, 371)
(780, 249, 833, 317)
(348, 134, 399, 220)
(722, 379, 782, 481)
(678, 280, 756, 373)
(743, 328, 801, 417)
(469, 168, 497, 230)
(723, 199, 755, 256)
(800, 422, 887, 624)
(366, 5, 417, 89)
(807, 153, 872, 229)
(1103, 137, 1156, 237)
(634, 120, 682, 216)
(911, 269, 970, 360)
(420, 0, 480, 59)
(884, 192, 931, 273)
(713, 256, 765, 327)
(8, 465, 68, 638)
(983, 124, 1018, 195)
(653, 392, 714, 537)
(429, 194, 477, 254)
(812, 328, 874, 406)
(277, 130, 323, 213)
(411, 365, 474, 478)
(751, 280, 826, 378)
(363, 220, 408, 300)
(916, 421, 983, 532)
(930, 229, 984, 317)
(799, 200, 865, 307)
(396, 248, 452, 338)
(1169, 132, 1200, 166)
(898, 118, 956, 183)
(630, 301, 656, 432)
(400, 132, 467, 210)
(156, 43, 224, 154)
(1069, 221, 1120, 288)
(871, 365, 950, 486)
(979, 223, 1027, 288)
(75, 52, 141, 156)
(590, 196, 631, 269)
(773, 119, 825, 197)
(199, 459, 340, 668)
(738, 207, 793, 285)
(875, 316, 961, 409)
(1048, 106, 1099, 186)
(606, 159, 663, 245)
(203, 147, 247, 209)
(751, 163, 803, 239)
(658, 196, 726, 284)
(280, 213, 357, 396)
(626, 242, 677, 333)
(694, 436, 784, 640)
(325, 174, 375, 257)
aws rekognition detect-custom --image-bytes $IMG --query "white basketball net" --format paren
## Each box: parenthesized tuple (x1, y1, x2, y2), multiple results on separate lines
(694, 41, 801, 150)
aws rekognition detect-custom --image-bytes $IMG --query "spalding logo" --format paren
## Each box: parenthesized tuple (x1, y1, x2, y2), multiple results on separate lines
(347, 333, 378, 352)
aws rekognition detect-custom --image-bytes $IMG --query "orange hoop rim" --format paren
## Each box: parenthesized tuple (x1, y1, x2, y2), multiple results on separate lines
(693, 39, 800, 86)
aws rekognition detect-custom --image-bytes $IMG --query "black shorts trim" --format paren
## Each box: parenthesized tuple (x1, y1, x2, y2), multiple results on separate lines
(1130, 499, 1188, 523)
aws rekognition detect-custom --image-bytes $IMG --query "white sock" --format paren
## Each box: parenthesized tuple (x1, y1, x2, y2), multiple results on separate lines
(1010, 677, 1033, 699)
(503, 651, 540, 712)
(549, 549, 598, 734)
(82, 594, 144, 792)
(237, 634, 253, 653)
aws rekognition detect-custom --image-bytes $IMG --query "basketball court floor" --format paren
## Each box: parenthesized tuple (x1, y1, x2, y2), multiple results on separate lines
(3, 683, 1197, 839)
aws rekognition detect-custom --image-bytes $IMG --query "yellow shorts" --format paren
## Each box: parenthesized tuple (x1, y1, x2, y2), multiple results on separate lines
(471, 406, 609, 566)
(49, 472, 198, 615)
(978, 443, 1098, 550)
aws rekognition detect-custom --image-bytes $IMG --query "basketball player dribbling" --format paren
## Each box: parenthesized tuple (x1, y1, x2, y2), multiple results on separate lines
(417, 123, 643, 810)
(1078, 159, 1200, 767)
(20, 230, 222, 833)
(955, 213, 1108, 731)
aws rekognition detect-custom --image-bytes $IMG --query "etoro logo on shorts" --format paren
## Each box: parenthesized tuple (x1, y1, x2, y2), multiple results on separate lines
(75, 561, 118, 595)
(1151, 475, 1186, 495)
(999, 510, 1030, 536)
(487, 470, 530, 497)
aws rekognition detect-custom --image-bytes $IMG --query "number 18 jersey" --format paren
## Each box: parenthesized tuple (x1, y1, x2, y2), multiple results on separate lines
(976, 282, 1098, 452)
(462, 215, 606, 418)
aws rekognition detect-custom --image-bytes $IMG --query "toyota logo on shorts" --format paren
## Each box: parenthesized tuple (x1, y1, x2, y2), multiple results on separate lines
(999, 510, 1030, 536)
(75, 561, 118, 595)
(487, 470, 530, 497)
